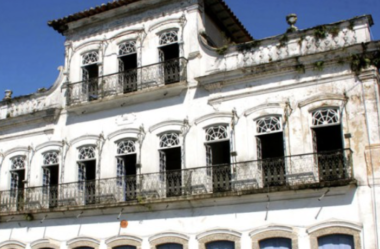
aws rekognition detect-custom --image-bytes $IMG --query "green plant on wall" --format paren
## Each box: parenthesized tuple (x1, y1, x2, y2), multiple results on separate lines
(216, 45, 228, 55)
(278, 34, 289, 47)
(295, 64, 306, 74)
(329, 25, 340, 37)
(314, 25, 328, 40)
(237, 40, 261, 52)
(313, 61, 325, 71)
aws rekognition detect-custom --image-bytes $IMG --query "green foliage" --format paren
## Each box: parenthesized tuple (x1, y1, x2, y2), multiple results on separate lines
(313, 61, 325, 71)
(329, 25, 340, 37)
(237, 40, 261, 52)
(314, 25, 328, 40)
(215, 45, 228, 55)
(278, 34, 289, 47)
(295, 64, 306, 74)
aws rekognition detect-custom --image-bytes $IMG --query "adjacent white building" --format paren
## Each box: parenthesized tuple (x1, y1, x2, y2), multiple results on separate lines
(1, 1, 380, 249)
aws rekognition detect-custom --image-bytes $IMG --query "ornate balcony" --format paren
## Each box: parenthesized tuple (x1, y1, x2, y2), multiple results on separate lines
(67, 58, 188, 107)
(0, 149, 353, 214)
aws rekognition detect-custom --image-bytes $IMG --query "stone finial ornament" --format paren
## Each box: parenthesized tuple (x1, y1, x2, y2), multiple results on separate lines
(286, 13, 298, 32)
(4, 90, 13, 100)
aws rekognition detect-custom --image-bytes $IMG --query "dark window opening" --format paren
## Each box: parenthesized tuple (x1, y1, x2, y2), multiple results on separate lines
(206, 241, 235, 249)
(206, 141, 231, 192)
(118, 154, 137, 200)
(313, 125, 343, 152)
(83, 64, 99, 101)
(43, 165, 59, 208)
(159, 43, 180, 85)
(119, 54, 138, 93)
(259, 237, 291, 249)
(114, 246, 137, 249)
(160, 147, 182, 197)
(318, 234, 354, 249)
(78, 160, 96, 205)
(157, 243, 183, 249)
(257, 132, 286, 187)
(11, 169, 25, 211)
(312, 125, 346, 181)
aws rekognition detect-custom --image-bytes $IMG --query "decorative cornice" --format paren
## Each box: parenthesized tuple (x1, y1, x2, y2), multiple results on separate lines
(35, 141, 63, 152)
(196, 229, 241, 240)
(149, 232, 189, 242)
(149, 120, 184, 133)
(108, 128, 140, 140)
(194, 112, 232, 125)
(298, 93, 348, 108)
(307, 220, 362, 234)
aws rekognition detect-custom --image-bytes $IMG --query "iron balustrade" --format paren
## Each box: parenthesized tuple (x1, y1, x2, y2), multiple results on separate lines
(0, 149, 352, 213)
(67, 58, 187, 105)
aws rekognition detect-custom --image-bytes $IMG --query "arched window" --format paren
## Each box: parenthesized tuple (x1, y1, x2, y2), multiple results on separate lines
(159, 31, 178, 46)
(77, 146, 96, 204)
(11, 156, 25, 170)
(206, 241, 234, 249)
(75, 247, 94, 249)
(118, 41, 138, 93)
(10, 156, 26, 200)
(116, 140, 138, 200)
(318, 234, 354, 249)
(157, 244, 183, 249)
(42, 151, 60, 208)
(259, 238, 291, 249)
(82, 51, 99, 101)
(159, 133, 182, 197)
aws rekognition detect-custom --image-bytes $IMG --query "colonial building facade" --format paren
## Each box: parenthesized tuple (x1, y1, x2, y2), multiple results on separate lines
(0, 1, 380, 249)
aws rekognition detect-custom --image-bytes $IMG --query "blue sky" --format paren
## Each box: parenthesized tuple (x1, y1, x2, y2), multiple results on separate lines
(0, 0, 379, 97)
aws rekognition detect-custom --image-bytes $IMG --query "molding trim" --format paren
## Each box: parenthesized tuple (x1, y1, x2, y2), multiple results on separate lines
(149, 233, 189, 249)
(110, 28, 145, 41)
(0, 240, 26, 249)
(74, 40, 103, 54)
(306, 220, 362, 234)
(70, 134, 99, 146)
(298, 93, 347, 108)
(31, 239, 60, 249)
(244, 103, 284, 118)
(108, 128, 140, 140)
(149, 16, 186, 32)
(149, 120, 184, 133)
(67, 237, 100, 249)
(35, 141, 63, 152)
(249, 225, 294, 237)
(105, 235, 142, 249)
(4, 146, 29, 157)
(197, 230, 241, 249)
(194, 112, 232, 125)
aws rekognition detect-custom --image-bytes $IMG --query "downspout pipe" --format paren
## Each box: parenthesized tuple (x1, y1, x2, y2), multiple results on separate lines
(358, 76, 380, 249)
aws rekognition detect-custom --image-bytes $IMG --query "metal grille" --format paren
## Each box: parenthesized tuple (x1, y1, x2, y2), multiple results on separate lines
(160, 133, 180, 148)
(206, 126, 228, 141)
(43, 151, 59, 165)
(11, 156, 25, 170)
(82, 51, 99, 65)
(117, 140, 136, 155)
(78, 146, 96, 160)
(119, 41, 136, 56)
(312, 108, 339, 126)
(159, 30, 178, 45)
(256, 116, 282, 134)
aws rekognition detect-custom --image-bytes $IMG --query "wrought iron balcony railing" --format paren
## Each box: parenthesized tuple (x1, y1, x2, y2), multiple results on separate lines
(67, 58, 187, 105)
(0, 149, 352, 213)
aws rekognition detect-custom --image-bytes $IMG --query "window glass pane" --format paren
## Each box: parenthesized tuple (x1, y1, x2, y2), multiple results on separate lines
(259, 238, 291, 249)
(157, 243, 183, 249)
(318, 234, 354, 249)
(206, 241, 234, 249)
